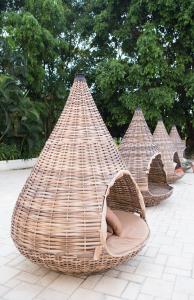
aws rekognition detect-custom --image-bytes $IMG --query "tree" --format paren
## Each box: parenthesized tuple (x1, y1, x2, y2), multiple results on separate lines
(80, 0, 194, 140)
(1, 0, 194, 159)
(0, 75, 44, 156)
(0, 0, 86, 157)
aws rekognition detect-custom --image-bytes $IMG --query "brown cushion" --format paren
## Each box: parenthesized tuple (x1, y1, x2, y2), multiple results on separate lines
(175, 167, 184, 176)
(106, 210, 149, 256)
(106, 207, 122, 236)
(107, 224, 113, 238)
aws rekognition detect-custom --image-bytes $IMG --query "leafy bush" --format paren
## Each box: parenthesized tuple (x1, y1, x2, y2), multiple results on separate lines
(0, 143, 20, 160)
(0, 75, 45, 160)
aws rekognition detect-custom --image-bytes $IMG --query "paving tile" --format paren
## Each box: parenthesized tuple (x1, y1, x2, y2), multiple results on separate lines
(105, 270, 120, 278)
(3, 282, 43, 300)
(35, 288, 69, 300)
(34, 267, 48, 277)
(127, 259, 140, 268)
(142, 278, 173, 299)
(162, 273, 176, 282)
(114, 265, 136, 273)
(7, 256, 25, 267)
(167, 256, 192, 270)
(119, 272, 145, 283)
(165, 266, 190, 277)
(4, 278, 21, 288)
(0, 285, 10, 297)
(38, 271, 60, 287)
(15, 271, 40, 283)
(121, 282, 140, 300)
(145, 247, 158, 258)
(95, 276, 127, 297)
(81, 275, 102, 289)
(15, 260, 40, 273)
(172, 292, 189, 300)
(155, 254, 167, 265)
(0, 245, 16, 257)
(135, 262, 164, 279)
(49, 274, 83, 295)
(137, 294, 154, 300)
(183, 243, 194, 254)
(0, 257, 12, 266)
(105, 296, 121, 300)
(70, 287, 104, 300)
(174, 276, 194, 295)
(0, 266, 20, 284)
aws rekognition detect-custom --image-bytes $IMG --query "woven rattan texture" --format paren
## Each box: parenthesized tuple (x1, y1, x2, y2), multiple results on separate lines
(119, 109, 173, 206)
(169, 126, 185, 162)
(11, 75, 148, 274)
(153, 121, 184, 184)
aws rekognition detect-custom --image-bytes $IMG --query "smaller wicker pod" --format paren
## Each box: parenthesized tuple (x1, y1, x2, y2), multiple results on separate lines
(119, 108, 173, 207)
(153, 120, 184, 184)
(170, 126, 192, 172)
(11, 74, 149, 274)
(169, 125, 185, 162)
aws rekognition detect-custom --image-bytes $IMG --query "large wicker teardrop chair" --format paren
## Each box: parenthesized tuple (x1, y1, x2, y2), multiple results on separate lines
(11, 75, 149, 274)
(119, 108, 173, 207)
(153, 120, 184, 184)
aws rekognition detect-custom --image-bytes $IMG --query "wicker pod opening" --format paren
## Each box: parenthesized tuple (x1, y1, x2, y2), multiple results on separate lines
(148, 154, 171, 197)
(169, 125, 191, 172)
(153, 120, 184, 184)
(173, 152, 181, 169)
(11, 75, 149, 274)
(119, 108, 173, 207)
(102, 170, 149, 258)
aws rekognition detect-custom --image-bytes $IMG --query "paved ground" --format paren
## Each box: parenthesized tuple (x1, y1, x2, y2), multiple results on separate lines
(0, 169, 194, 300)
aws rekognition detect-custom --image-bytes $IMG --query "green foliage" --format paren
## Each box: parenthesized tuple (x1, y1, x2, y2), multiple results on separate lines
(82, 0, 194, 138)
(1, 0, 194, 160)
(0, 143, 20, 160)
(0, 75, 44, 157)
(0, 0, 80, 160)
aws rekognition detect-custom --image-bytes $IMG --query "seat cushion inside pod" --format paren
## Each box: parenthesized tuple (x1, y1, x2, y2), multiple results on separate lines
(106, 210, 149, 256)
(106, 207, 122, 236)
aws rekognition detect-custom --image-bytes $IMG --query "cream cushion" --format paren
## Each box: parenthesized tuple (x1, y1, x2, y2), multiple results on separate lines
(106, 207, 122, 236)
(106, 210, 149, 256)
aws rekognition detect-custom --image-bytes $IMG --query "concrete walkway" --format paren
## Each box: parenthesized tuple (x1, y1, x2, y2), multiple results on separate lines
(0, 169, 194, 300)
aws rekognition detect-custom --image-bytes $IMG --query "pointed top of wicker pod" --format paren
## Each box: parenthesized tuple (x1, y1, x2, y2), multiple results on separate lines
(153, 120, 184, 183)
(11, 75, 149, 274)
(169, 125, 185, 162)
(119, 108, 173, 206)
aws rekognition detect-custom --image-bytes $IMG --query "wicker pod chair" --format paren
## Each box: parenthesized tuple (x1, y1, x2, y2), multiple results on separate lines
(169, 125, 185, 162)
(153, 120, 184, 184)
(119, 108, 173, 207)
(169, 125, 192, 172)
(11, 75, 149, 274)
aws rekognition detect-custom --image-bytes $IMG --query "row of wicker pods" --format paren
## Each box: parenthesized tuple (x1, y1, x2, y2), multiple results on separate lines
(120, 108, 185, 206)
(11, 75, 185, 274)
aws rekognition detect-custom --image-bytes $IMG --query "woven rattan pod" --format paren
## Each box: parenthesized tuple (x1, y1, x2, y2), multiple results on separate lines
(169, 125, 185, 162)
(169, 126, 192, 172)
(119, 108, 173, 207)
(153, 120, 184, 184)
(11, 75, 149, 274)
